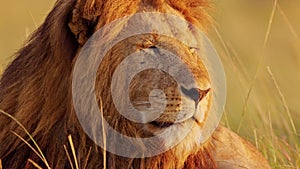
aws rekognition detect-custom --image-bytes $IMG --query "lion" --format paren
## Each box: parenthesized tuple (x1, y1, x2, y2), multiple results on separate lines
(0, 0, 271, 168)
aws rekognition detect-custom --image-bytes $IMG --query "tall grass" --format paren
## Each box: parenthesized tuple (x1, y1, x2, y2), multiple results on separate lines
(0, 110, 81, 169)
(213, 0, 300, 168)
(0, 110, 50, 168)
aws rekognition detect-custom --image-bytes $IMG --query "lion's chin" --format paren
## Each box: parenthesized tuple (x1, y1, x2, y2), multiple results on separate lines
(143, 118, 203, 151)
(151, 119, 205, 167)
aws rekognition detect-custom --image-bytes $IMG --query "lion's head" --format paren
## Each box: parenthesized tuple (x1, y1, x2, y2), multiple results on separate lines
(0, 0, 270, 168)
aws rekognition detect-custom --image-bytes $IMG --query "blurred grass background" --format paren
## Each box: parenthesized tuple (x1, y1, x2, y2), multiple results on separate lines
(213, 0, 300, 168)
(0, 0, 299, 168)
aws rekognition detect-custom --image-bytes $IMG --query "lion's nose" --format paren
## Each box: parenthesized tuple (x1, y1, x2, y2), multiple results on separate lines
(180, 86, 210, 104)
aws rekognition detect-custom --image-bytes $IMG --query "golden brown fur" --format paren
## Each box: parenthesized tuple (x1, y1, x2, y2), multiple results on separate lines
(0, 0, 270, 168)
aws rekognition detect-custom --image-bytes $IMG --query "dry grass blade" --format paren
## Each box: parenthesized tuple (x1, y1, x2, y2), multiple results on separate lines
(268, 109, 278, 164)
(83, 146, 92, 169)
(99, 97, 107, 169)
(27, 159, 43, 169)
(68, 135, 79, 169)
(223, 110, 231, 129)
(267, 67, 297, 135)
(64, 145, 75, 169)
(212, 26, 232, 130)
(237, 0, 278, 133)
(277, 4, 299, 40)
(253, 128, 258, 149)
(237, 84, 254, 133)
(29, 11, 38, 29)
(0, 110, 50, 169)
(264, 0, 278, 48)
(10, 131, 43, 162)
(213, 25, 231, 57)
(213, 24, 256, 133)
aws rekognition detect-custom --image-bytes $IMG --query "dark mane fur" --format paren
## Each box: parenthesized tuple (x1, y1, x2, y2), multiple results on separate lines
(0, 0, 79, 168)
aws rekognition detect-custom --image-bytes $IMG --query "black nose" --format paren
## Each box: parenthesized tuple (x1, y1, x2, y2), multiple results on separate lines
(180, 86, 210, 104)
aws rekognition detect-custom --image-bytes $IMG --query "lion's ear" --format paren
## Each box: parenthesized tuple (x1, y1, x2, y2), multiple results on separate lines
(69, 0, 102, 45)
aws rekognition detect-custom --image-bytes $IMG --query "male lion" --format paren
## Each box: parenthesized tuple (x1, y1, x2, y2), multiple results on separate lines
(0, 0, 271, 168)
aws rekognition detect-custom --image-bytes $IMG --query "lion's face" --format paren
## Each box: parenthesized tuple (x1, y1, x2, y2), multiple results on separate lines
(82, 19, 212, 160)
(126, 36, 212, 133)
